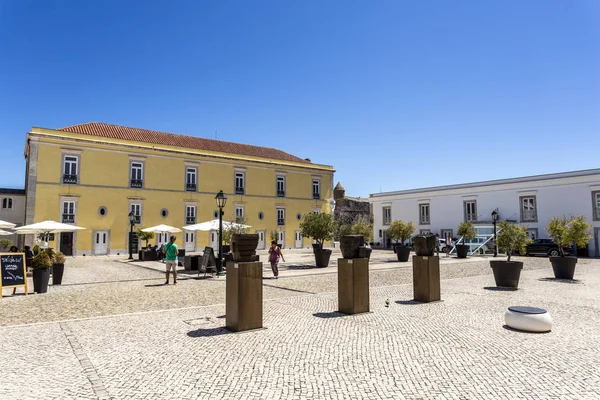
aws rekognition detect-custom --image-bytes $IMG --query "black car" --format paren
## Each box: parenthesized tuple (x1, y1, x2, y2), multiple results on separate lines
(525, 239, 573, 257)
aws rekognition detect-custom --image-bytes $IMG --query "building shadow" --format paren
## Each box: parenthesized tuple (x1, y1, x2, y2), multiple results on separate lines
(538, 277, 582, 284)
(502, 325, 551, 334)
(483, 286, 518, 292)
(395, 300, 424, 305)
(313, 312, 345, 319)
(187, 327, 231, 338)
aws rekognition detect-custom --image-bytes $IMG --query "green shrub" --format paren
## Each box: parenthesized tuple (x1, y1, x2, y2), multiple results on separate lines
(137, 229, 155, 248)
(0, 239, 12, 251)
(53, 251, 66, 264)
(457, 222, 477, 242)
(386, 220, 416, 245)
(496, 221, 532, 261)
(547, 215, 592, 257)
(350, 217, 373, 243)
(31, 251, 52, 270)
(300, 213, 337, 250)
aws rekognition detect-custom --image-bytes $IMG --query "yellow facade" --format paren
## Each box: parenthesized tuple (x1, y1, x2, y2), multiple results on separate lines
(25, 127, 334, 255)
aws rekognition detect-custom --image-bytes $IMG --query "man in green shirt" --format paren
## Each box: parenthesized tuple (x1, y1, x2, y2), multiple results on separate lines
(163, 235, 179, 285)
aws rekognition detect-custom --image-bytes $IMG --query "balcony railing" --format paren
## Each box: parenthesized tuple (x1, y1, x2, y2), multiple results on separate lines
(466, 214, 477, 222)
(62, 174, 78, 184)
(277, 218, 285, 226)
(186, 183, 197, 192)
(62, 214, 75, 223)
(420, 216, 430, 224)
(133, 215, 141, 225)
(277, 190, 285, 197)
(383, 218, 391, 226)
(313, 193, 320, 200)
(186, 217, 196, 225)
(235, 187, 245, 195)
(522, 210, 537, 221)
(130, 179, 143, 189)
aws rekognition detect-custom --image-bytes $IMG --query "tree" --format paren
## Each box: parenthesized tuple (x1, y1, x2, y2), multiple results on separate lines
(496, 221, 532, 262)
(0, 239, 13, 251)
(300, 213, 337, 250)
(547, 215, 592, 257)
(457, 222, 477, 243)
(222, 215, 250, 245)
(137, 229, 155, 248)
(350, 216, 373, 243)
(269, 230, 278, 243)
(386, 220, 416, 245)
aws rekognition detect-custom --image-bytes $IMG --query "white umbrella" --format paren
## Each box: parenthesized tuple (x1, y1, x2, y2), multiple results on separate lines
(0, 229, 14, 235)
(0, 219, 16, 229)
(140, 224, 182, 233)
(14, 220, 86, 234)
(183, 219, 251, 231)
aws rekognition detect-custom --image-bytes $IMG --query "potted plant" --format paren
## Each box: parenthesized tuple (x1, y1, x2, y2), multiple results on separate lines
(489, 221, 532, 288)
(0, 238, 12, 251)
(32, 250, 52, 293)
(546, 215, 591, 279)
(52, 251, 66, 285)
(137, 229, 155, 249)
(456, 222, 477, 258)
(350, 217, 373, 259)
(386, 220, 416, 262)
(300, 213, 337, 267)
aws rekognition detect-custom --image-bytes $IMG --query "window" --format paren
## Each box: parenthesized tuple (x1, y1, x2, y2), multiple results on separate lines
(276, 208, 285, 226)
(213, 210, 219, 219)
(276, 176, 285, 197)
(382, 206, 391, 225)
(1, 198, 13, 210)
(62, 201, 75, 223)
(63, 155, 78, 184)
(235, 172, 245, 195)
(593, 191, 600, 221)
(464, 201, 477, 222)
(186, 167, 197, 192)
(312, 179, 320, 199)
(130, 203, 142, 225)
(297, 213, 302, 220)
(379, 230, 382, 238)
(130, 162, 144, 188)
(235, 205, 244, 219)
(186, 205, 196, 225)
(312, 209, 320, 215)
(161, 208, 168, 218)
(419, 204, 430, 224)
(98, 206, 107, 217)
(525, 228, 538, 241)
(258, 212, 264, 220)
(520, 196, 537, 222)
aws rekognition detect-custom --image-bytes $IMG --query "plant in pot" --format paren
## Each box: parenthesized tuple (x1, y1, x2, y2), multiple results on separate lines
(456, 222, 477, 258)
(137, 229, 155, 249)
(350, 216, 373, 259)
(52, 251, 66, 285)
(31, 250, 52, 294)
(222, 215, 249, 255)
(546, 215, 591, 279)
(386, 220, 415, 262)
(0, 238, 12, 251)
(300, 212, 337, 267)
(490, 221, 532, 288)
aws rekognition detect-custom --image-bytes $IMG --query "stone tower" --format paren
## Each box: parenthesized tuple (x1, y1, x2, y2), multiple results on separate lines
(333, 182, 345, 201)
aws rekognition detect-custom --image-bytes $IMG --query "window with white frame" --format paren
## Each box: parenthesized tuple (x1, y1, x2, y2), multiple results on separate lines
(276, 208, 285, 226)
(312, 179, 320, 199)
(419, 204, 430, 224)
(186, 167, 197, 191)
(235, 205, 244, 221)
(62, 155, 79, 184)
(520, 196, 537, 222)
(130, 162, 144, 188)
(130, 203, 142, 224)
(276, 175, 285, 197)
(235, 171, 245, 195)
(464, 201, 477, 222)
(186, 205, 196, 225)
(382, 206, 391, 225)
(593, 191, 600, 221)
(62, 201, 75, 223)
(1, 197, 13, 210)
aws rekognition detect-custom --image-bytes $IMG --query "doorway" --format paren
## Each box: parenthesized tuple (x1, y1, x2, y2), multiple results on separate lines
(184, 230, 195, 252)
(93, 231, 109, 255)
(294, 230, 303, 248)
(256, 230, 266, 250)
(157, 232, 170, 247)
(60, 232, 73, 256)
(210, 230, 218, 250)
(277, 230, 285, 248)
(440, 229, 453, 241)
(595, 228, 600, 258)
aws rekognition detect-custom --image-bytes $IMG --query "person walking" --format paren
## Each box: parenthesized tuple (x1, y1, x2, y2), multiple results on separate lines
(163, 235, 179, 285)
(268, 240, 285, 279)
(445, 236, 454, 258)
(435, 234, 441, 256)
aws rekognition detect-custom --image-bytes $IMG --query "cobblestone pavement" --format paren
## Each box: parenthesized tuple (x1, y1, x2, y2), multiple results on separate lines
(1, 251, 599, 399)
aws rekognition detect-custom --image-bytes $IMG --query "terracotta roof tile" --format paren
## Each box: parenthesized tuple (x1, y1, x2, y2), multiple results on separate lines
(57, 122, 310, 164)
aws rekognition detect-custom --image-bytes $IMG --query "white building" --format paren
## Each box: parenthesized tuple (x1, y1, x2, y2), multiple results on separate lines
(369, 169, 600, 257)
(0, 188, 26, 249)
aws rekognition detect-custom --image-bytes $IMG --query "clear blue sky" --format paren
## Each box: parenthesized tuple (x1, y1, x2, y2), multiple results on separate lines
(1, 0, 598, 197)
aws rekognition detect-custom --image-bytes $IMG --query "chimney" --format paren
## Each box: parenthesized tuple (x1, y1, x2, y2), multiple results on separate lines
(304, 158, 311, 162)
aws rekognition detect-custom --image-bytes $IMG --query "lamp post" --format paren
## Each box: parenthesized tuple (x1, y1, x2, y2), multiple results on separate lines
(491, 209, 499, 257)
(128, 211, 135, 260)
(215, 190, 228, 276)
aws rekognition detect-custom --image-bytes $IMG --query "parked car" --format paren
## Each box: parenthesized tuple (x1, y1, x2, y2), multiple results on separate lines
(524, 239, 573, 257)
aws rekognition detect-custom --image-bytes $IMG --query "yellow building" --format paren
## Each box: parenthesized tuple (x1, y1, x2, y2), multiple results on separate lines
(23, 122, 334, 256)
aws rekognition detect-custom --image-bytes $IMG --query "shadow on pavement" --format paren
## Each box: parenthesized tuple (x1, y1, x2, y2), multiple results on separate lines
(187, 327, 231, 337)
(502, 325, 551, 334)
(538, 277, 583, 284)
(312, 312, 345, 319)
(395, 300, 423, 305)
(483, 286, 518, 291)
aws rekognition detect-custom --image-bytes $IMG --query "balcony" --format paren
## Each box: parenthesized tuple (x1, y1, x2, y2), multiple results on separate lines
(62, 174, 78, 184)
(130, 179, 143, 189)
(522, 210, 537, 222)
(383, 218, 391, 226)
(186, 183, 197, 192)
(186, 217, 196, 225)
(277, 190, 285, 197)
(62, 214, 75, 223)
(235, 187, 245, 195)
(277, 218, 285, 226)
(420, 216, 430, 224)
(133, 215, 141, 225)
(313, 193, 320, 200)
(466, 214, 477, 222)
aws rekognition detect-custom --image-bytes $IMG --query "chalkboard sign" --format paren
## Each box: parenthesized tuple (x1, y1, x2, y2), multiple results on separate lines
(200, 247, 217, 275)
(1, 253, 28, 295)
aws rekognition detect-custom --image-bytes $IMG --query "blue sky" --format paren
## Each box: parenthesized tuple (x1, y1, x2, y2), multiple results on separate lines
(1, 0, 598, 197)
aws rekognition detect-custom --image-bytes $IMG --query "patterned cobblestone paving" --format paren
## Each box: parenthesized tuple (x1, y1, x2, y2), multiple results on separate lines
(1, 251, 599, 399)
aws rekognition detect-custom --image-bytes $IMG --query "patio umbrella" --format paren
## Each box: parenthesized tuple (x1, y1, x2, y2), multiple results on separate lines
(183, 219, 251, 231)
(0, 229, 14, 235)
(0, 219, 16, 229)
(140, 224, 182, 233)
(14, 220, 86, 234)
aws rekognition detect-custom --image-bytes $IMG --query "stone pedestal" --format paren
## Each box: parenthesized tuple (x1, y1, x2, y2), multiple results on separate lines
(338, 258, 370, 314)
(226, 261, 263, 332)
(412, 255, 440, 303)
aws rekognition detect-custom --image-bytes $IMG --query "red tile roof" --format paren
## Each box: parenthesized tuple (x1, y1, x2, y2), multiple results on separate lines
(57, 122, 310, 164)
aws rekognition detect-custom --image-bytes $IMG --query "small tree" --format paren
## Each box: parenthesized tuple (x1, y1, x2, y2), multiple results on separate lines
(496, 221, 532, 261)
(0, 239, 13, 251)
(300, 213, 337, 250)
(137, 229, 155, 248)
(31, 250, 52, 270)
(269, 230, 278, 243)
(547, 215, 592, 257)
(386, 220, 416, 245)
(350, 216, 373, 243)
(222, 215, 249, 245)
(457, 222, 477, 243)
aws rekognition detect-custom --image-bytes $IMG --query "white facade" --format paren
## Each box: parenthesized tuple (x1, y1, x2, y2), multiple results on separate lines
(0, 189, 26, 249)
(370, 169, 600, 257)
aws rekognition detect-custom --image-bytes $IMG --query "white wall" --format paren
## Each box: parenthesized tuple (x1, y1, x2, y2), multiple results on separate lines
(0, 193, 26, 249)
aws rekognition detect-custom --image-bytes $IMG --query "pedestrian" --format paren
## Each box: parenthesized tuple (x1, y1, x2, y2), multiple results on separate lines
(163, 235, 178, 285)
(445, 236, 454, 258)
(435, 234, 440, 256)
(268, 240, 285, 279)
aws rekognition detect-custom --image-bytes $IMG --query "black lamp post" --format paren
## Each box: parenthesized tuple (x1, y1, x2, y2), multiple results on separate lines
(128, 211, 135, 260)
(491, 209, 499, 257)
(215, 190, 228, 276)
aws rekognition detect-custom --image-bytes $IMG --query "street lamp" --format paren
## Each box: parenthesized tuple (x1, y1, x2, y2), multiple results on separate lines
(128, 211, 135, 260)
(491, 209, 499, 257)
(215, 190, 228, 276)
